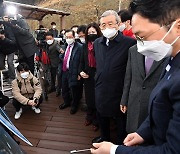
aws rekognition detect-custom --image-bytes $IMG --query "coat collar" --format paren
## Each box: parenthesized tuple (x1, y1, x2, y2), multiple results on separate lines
(134, 44, 167, 79)
(16, 71, 34, 82)
(135, 47, 146, 78)
(145, 58, 166, 80)
(99, 31, 123, 45)
(170, 52, 180, 68)
(70, 41, 79, 60)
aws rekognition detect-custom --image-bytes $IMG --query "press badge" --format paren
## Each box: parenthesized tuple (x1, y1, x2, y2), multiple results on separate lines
(166, 64, 171, 72)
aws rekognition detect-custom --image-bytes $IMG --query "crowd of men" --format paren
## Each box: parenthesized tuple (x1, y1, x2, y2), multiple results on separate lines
(0, 0, 180, 153)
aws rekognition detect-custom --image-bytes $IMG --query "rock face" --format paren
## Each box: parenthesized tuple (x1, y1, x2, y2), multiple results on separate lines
(26, 0, 130, 30)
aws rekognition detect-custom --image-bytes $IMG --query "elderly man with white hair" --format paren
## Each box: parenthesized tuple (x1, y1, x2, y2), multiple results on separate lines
(92, 10, 136, 144)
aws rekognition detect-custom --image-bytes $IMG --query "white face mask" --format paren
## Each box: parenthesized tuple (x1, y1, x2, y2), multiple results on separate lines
(80, 37, 85, 43)
(101, 28, 118, 39)
(137, 21, 180, 61)
(47, 40, 54, 45)
(52, 25, 56, 29)
(20, 72, 29, 79)
(66, 38, 75, 45)
(119, 24, 126, 32)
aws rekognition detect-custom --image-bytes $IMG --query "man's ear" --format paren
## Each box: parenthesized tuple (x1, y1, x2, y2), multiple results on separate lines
(116, 22, 121, 30)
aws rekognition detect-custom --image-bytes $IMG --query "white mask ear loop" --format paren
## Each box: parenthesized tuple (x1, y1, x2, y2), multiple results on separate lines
(161, 21, 177, 41)
(171, 36, 180, 45)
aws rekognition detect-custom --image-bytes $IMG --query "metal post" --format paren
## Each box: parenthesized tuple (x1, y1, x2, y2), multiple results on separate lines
(119, 0, 122, 11)
(60, 15, 65, 30)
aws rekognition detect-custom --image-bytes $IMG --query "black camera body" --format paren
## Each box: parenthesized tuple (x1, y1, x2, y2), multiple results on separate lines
(35, 28, 47, 48)
(0, 27, 5, 34)
(35, 29, 46, 41)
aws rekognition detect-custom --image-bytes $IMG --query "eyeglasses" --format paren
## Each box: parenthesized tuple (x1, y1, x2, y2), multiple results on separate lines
(135, 27, 163, 44)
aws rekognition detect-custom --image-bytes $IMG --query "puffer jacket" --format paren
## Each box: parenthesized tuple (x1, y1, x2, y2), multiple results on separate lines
(12, 72, 42, 105)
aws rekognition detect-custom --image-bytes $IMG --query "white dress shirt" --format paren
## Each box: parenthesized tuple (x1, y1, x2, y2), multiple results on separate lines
(65, 44, 74, 69)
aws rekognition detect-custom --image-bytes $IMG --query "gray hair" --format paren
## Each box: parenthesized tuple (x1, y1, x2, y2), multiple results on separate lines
(100, 10, 120, 23)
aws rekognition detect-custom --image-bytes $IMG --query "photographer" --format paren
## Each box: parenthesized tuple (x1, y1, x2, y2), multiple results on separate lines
(1, 0, 37, 74)
(0, 17, 17, 81)
(5, 14, 38, 74)
(35, 25, 48, 48)
(12, 63, 42, 120)
(45, 31, 61, 93)
(0, 0, 38, 74)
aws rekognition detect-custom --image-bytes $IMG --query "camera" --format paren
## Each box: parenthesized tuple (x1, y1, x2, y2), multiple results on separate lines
(35, 28, 47, 48)
(35, 28, 47, 41)
(0, 27, 4, 34)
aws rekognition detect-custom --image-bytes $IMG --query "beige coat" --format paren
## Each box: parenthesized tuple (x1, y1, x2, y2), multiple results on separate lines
(12, 72, 42, 105)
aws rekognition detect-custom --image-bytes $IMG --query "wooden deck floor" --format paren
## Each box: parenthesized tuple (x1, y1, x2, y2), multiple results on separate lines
(6, 93, 99, 154)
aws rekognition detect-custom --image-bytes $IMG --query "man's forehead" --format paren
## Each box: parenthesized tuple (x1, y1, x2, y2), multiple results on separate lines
(66, 32, 73, 36)
(100, 15, 116, 23)
(131, 14, 160, 34)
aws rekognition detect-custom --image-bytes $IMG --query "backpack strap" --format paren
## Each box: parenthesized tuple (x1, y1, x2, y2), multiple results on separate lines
(16, 79, 22, 90)
(16, 78, 34, 90)
(30, 78, 34, 88)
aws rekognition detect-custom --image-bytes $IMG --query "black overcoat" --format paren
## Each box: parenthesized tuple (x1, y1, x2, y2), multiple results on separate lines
(94, 32, 136, 117)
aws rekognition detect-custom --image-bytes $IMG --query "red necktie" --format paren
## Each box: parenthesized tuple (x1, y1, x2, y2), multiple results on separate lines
(63, 45, 71, 72)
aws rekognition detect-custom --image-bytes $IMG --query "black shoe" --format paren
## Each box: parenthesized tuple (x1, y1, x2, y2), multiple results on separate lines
(92, 136, 104, 143)
(59, 103, 70, 110)
(70, 107, 77, 114)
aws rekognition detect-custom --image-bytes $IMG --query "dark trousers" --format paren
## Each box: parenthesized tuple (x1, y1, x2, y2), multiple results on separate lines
(56, 72, 62, 94)
(62, 71, 80, 108)
(0, 53, 15, 79)
(97, 112, 127, 144)
(84, 68, 98, 126)
(12, 96, 43, 112)
(19, 55, 34, 74)
(0, 92, 9, 108)
(50, 66, 58, 89)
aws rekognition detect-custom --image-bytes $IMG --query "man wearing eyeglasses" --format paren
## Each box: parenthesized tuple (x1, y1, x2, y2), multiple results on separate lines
(91, 0, 180, 153)
(92, 10, 136, 145)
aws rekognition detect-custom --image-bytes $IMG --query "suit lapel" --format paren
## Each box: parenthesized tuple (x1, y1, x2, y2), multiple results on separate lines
(145, 60, 164, 79)
(71, 43, 78, 61)
(136, 52, 146, 78)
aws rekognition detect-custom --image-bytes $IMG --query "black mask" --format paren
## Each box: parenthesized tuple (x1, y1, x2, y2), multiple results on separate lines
(87, 34, 98, 42)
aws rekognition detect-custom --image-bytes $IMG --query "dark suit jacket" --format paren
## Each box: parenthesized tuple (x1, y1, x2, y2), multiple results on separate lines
(94, 32, 136, 117)
(10, 24, 38, 58)
(121, 45, 167, 133)
(116, 53, 180, 153)
(47, 40, 60, 68)
(63, 42, 82, 87)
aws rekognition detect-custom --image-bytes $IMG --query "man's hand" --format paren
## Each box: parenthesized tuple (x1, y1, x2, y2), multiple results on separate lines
(80, 71, 89, 79)
(91, 142, 114, 154)
(59, 48, 65, 54)
(28, 100, 37, 106)
(120, 105, 127, 113)
(0, 34, 5, 40)
(123, 133, 144, 146)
